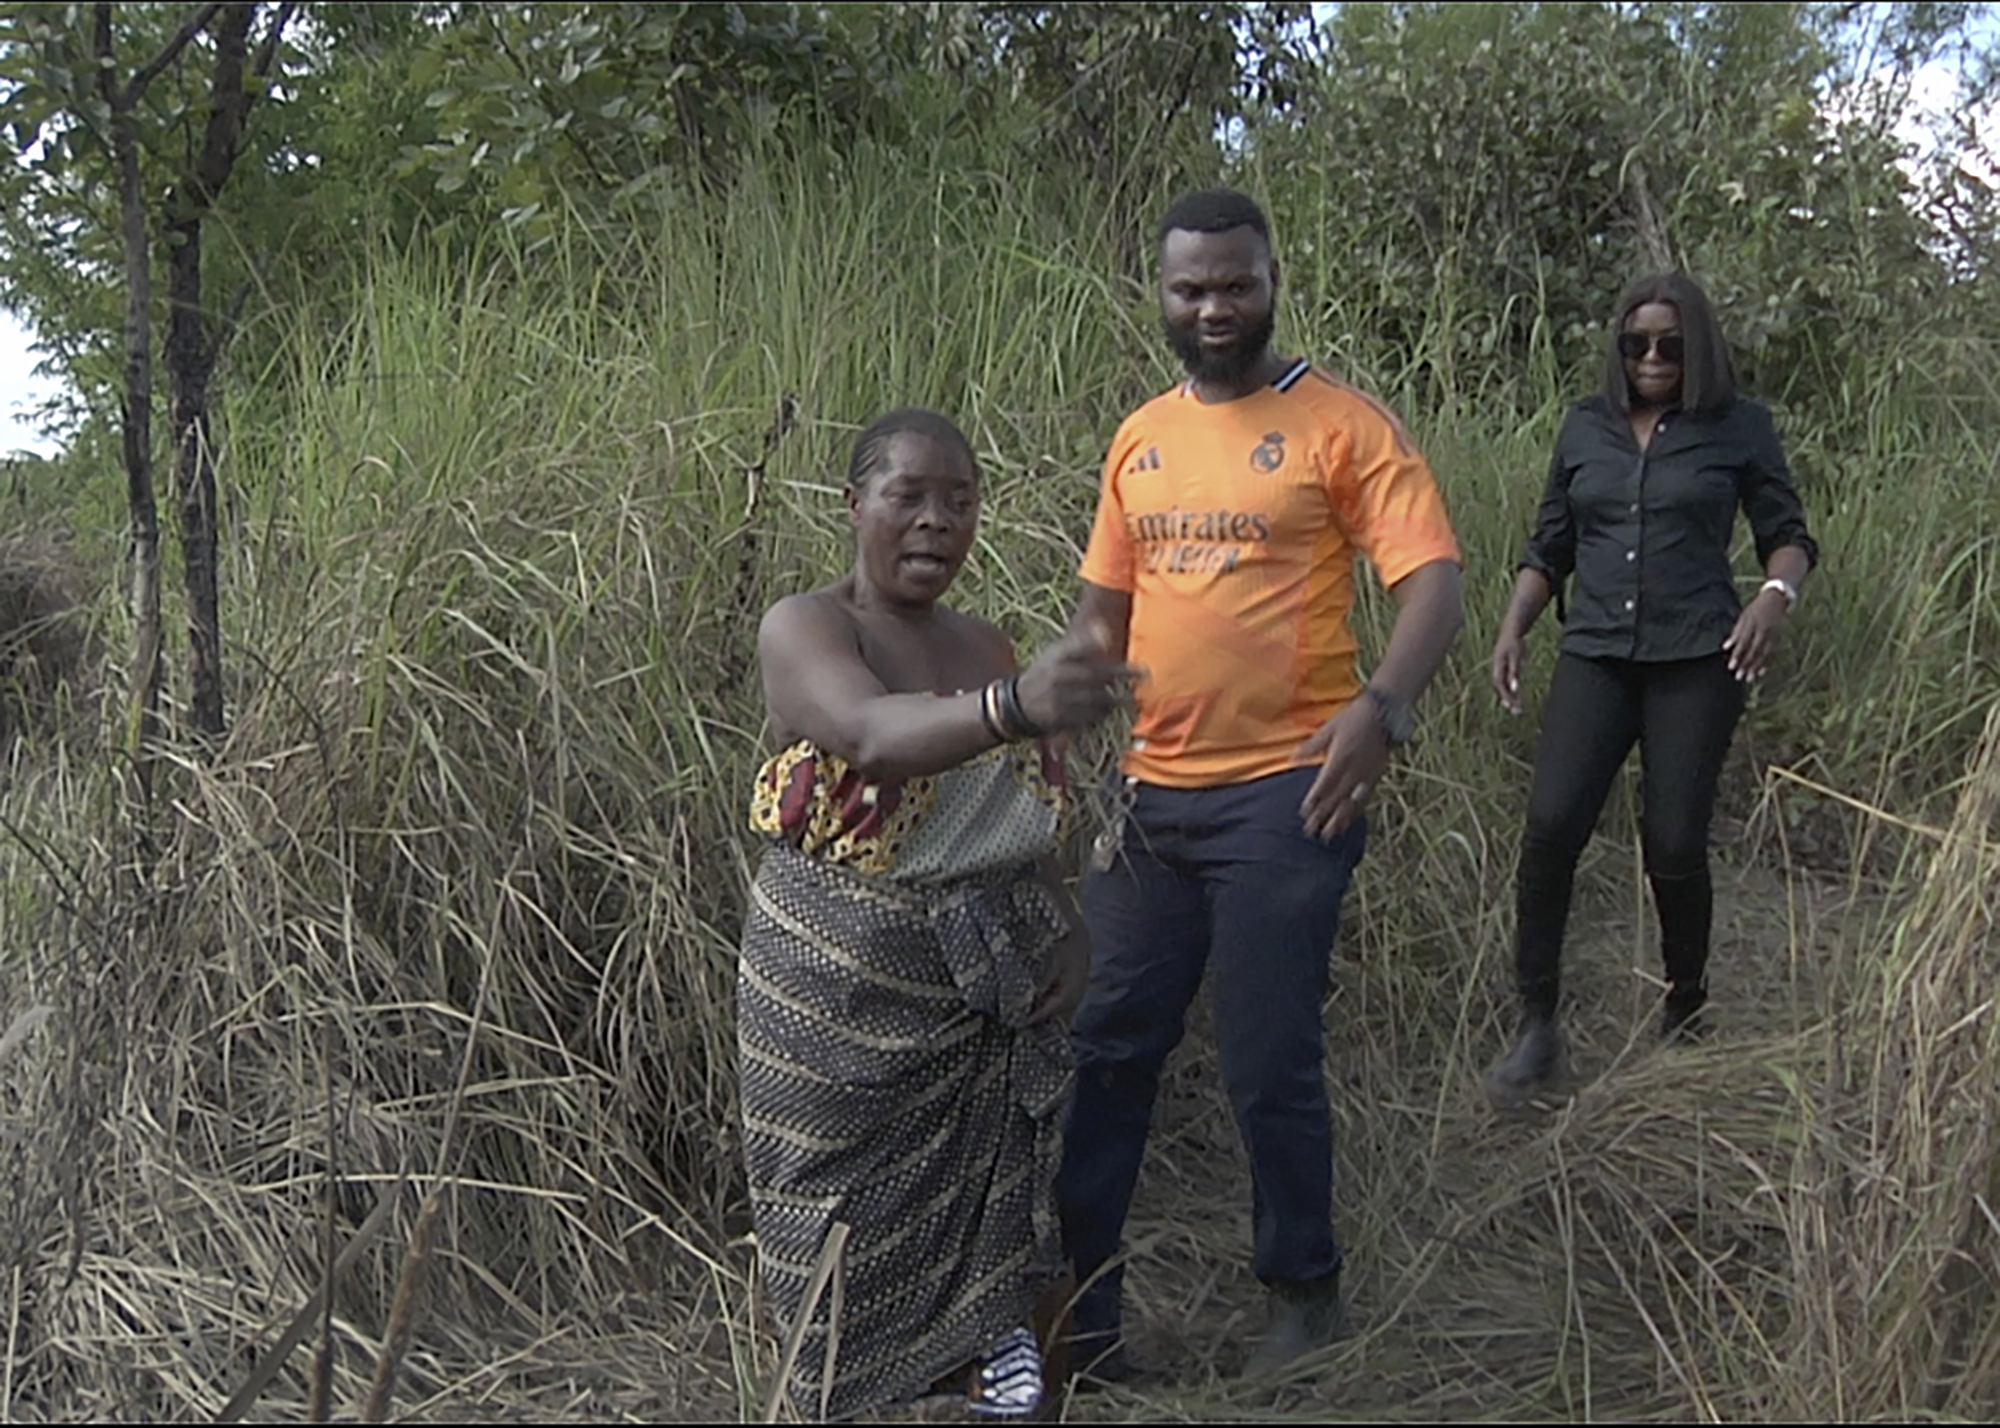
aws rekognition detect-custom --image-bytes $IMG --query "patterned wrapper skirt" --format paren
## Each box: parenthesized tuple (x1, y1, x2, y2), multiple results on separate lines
(737, 838, 1072, 1421)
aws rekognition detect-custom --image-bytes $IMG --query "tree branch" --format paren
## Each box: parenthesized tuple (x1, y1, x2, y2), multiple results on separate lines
(1625, 156, 1678, 273)
(93, 3, 117, 106)
(250, 0, 298, 82)
(184, 3, 256, 207)
(122, 1, 226, 109)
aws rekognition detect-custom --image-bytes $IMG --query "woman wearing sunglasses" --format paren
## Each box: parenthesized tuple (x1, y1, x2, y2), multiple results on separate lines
(1483, 273, 1818, 1105)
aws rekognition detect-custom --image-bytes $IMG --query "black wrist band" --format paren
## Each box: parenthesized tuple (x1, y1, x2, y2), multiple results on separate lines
(996, 674, 1047, 740)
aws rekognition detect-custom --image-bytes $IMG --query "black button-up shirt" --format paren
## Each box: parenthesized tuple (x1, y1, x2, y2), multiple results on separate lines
(1521, 395, 1819, 662)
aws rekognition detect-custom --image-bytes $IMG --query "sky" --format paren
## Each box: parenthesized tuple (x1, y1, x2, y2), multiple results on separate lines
(0, 306, 59, 459)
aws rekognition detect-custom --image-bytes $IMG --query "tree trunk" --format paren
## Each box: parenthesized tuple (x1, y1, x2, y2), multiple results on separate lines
(166, 214, 224, 740)
(164, 0, 259, 743)
(162, 0, 292, 741)
(97, 5, 163, 832)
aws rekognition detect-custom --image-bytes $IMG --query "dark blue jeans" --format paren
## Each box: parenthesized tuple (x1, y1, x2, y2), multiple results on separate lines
(1057, 767, 1367, 1340)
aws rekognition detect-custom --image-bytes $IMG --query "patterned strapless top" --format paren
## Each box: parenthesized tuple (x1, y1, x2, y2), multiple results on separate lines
(749, 736, 1068, 885)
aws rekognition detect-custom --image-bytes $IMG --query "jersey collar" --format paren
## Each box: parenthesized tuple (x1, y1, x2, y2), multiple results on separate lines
(1182, 357, 1311, 399)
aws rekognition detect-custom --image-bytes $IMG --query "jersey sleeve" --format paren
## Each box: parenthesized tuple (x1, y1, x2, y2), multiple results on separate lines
(1078, 420, 1143, 591)
(1327, 395, 1461, 587)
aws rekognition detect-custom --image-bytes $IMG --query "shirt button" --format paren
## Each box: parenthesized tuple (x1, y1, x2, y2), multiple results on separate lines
(1624, 599, 1635, 611)
(1629, 502, 1639, 514)
(1625, 550, 1636, 562)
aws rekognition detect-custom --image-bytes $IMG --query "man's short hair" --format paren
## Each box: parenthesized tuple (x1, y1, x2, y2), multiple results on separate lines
(1157, 189, 1272, 247)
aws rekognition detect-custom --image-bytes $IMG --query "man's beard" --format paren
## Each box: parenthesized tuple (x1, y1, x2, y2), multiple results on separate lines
(1164, 307, 1277, 385)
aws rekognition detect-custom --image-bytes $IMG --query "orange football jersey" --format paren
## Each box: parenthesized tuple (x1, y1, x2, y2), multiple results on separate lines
(1080, 360, 1461, 787)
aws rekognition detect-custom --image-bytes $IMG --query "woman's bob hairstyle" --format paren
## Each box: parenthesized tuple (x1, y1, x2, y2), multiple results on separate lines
(1602, 272, 1738, 417)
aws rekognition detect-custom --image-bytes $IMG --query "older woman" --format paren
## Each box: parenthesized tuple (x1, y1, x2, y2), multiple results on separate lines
(1485, 275, 1818, 1105)
(738, 408, 1133, 1419)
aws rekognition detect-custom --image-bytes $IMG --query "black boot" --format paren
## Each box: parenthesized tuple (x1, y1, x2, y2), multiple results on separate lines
(1651, 869, 1712, 1043)
(1483, 1008, 1569, 1109)
(1065, 1328, 1134, 1392)
(1243, 1270, 1349, 1378)
(1661, 979, 1708, 1042)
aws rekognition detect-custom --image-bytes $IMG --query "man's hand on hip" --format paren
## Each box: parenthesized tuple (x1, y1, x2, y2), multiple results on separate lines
(1294, 699, 1390, 841)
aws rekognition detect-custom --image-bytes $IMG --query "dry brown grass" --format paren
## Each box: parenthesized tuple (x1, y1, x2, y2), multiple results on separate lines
(1045, 705, 2000, 1425)
(9, 681, 1984, 1424)
(0, 472, 775, 1421)
(1, 157, 1997, 1422)
(0, 475, 1993, 1422)
(0, 533, 96, 753)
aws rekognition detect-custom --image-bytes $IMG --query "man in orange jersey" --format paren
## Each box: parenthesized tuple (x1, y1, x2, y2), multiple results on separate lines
(1057, 189, 1464, 1382)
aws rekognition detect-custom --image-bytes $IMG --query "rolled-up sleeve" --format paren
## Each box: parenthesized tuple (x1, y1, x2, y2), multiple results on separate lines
(1738, 401, 1818, 570)
(1520, 419, 1578, 583)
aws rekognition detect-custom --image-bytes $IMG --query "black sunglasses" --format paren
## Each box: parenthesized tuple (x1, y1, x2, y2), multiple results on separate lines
(1618, 331, 1685, 363)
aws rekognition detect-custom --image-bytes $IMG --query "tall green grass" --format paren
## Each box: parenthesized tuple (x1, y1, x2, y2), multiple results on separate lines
(0, 133, 1996, 1420)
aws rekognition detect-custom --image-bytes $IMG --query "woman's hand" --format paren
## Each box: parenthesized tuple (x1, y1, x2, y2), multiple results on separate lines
(1015, 620, 1141, 735)
(1490, 568, 1552, 715)
(1723, 589, 1788, 682)
(1491, 631, 1526, 714)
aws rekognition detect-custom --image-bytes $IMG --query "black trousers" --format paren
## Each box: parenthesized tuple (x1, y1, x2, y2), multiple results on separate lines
(1515, 651, 1745, 1016)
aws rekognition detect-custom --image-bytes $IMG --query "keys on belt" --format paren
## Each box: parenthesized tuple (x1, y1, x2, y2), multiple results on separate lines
(1089, 775, 1137, 873)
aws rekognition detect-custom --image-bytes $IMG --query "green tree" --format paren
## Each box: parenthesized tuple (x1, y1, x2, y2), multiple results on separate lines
(1238, 1, 1984, 417)
(1, 1, 295, 805)
(402, 3, 1306, 267)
